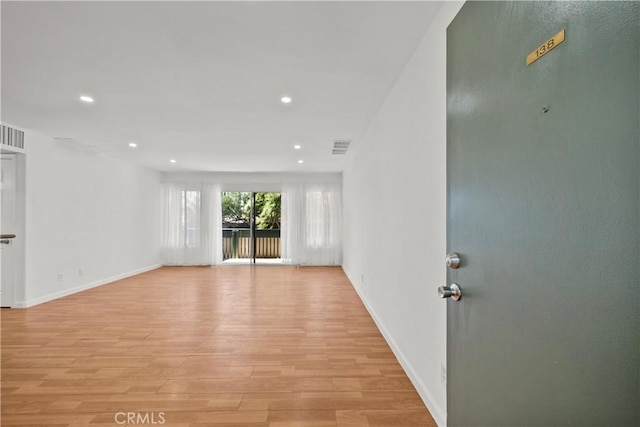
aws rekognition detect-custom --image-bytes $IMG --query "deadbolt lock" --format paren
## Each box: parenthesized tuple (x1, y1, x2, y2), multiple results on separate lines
(445, 252, 461, 269)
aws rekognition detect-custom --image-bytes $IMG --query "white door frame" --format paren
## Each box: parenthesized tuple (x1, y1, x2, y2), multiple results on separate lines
(1, 148, 26, 308)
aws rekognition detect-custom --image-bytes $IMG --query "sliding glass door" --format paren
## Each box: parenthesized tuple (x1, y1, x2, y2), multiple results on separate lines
(221, 192, 281, 264)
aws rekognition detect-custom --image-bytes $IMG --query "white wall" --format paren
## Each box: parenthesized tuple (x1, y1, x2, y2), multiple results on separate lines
(18, 130, 161, 307)
(163, 171, 341, 193)
(342, 2, 463, 426)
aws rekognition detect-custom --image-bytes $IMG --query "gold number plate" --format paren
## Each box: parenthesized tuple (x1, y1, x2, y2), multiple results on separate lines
(526, 30, 565, 66)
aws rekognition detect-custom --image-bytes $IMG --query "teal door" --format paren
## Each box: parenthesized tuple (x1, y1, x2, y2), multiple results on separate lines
(446, 2, 639, 425)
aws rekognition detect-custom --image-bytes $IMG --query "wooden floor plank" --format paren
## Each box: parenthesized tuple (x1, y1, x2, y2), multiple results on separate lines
(1, 266, 436, 426)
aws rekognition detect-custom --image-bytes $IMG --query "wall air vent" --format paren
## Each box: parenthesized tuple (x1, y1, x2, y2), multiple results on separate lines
(331, 140, 351, 155)
(1, 125, 25, 149)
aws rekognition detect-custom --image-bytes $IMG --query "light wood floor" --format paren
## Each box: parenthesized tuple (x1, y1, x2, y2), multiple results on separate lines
(1, 266, 437, 427)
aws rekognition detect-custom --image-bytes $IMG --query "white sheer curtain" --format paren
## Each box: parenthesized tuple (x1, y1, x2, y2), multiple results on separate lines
(161, 183, 222, 265)
(281, 182, 342, 265)
(281, 183, 304, 265)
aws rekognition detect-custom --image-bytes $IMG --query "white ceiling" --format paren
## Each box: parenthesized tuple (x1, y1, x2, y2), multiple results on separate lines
(1, 1, 441, 172)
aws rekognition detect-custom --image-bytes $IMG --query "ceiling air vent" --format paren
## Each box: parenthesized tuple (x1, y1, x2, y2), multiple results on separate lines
(331, 140, 351, 155)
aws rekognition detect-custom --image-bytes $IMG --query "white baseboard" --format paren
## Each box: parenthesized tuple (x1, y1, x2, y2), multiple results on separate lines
(343, 268, 447, 427)
(14, 264, 161, 308)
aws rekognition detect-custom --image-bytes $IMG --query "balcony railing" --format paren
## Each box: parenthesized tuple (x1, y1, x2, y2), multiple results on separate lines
(222, 228, 281, 259)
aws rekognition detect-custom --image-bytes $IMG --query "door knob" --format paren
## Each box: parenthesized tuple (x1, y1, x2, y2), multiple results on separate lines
(438, 283, 462, 301)
(445, 252, 461, 269)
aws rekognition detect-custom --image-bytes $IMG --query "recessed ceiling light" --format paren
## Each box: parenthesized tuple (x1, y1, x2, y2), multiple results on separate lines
(281, 96, 292, 104)
(294, 144, 301, 150)
(128, 142, 138, 148)
(297, 160, 304, 164)
(170, 159, 176, 163)
(79, 95, 94, 103)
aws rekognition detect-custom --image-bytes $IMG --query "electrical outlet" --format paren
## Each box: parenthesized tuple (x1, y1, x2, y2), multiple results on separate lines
(79, 269, 84, 277)
(57, 273, 64, 281)
(440, 363, 447, 385)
